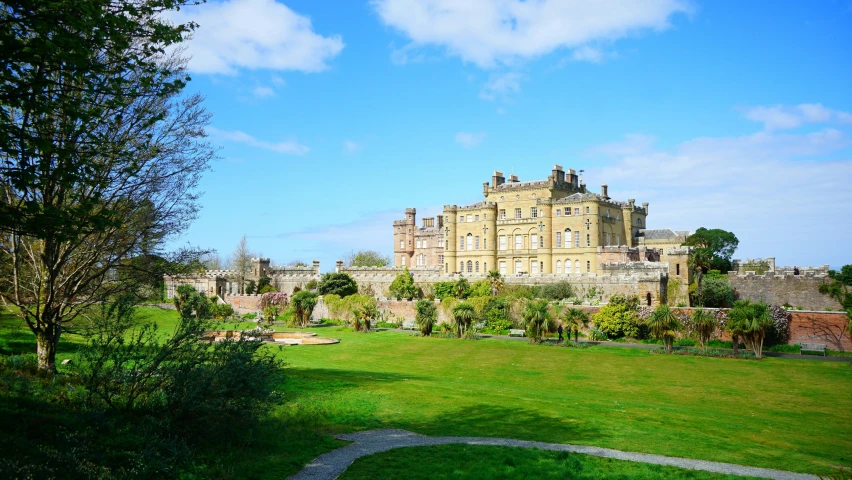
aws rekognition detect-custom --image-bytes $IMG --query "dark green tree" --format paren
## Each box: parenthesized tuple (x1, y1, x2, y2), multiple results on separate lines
(389, 268, 418, 300)
(683, 228, 739, 273)
(0, 0, 213, 372)
(415, 299, 437, 336)
(317, 272, 358, 297)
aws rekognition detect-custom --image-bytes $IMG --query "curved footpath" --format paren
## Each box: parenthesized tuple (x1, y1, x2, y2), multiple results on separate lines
(288, 429, 818, 480)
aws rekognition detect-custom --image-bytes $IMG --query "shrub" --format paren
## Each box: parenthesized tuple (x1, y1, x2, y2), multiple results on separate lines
(469, 280, 492, 297)
(259, 284, 277, 294)
(432, 282, 456, 300)
(589, 327, 607, 341)
(522, 299, 552, 343)
(389, 268, 418, 300)
(210, 302, 234, 319)
(688, 275, 734, 308)
(245, 280, 257, 295)
(259, 292, 288, 310)
(592, 295, 643, 339)
(538, 281, 573, 301)
(323, 294, 375, 324)
(291, 290, 319, 327)
(352, 300, 379, 332)
(502, 284, 538, 299)
(562, 308, 590, 343)
(257, 276, 274, 293)
(646, 305, 681, 353)
(305, 279, 319, 291)
(454, 277, 471, 299)
(317, 272, 358, 297)
(764, 304, 791, 346)
(452, 302, 476, 338)
(767, 344, 800, 353)
(727, 300, 774, 359)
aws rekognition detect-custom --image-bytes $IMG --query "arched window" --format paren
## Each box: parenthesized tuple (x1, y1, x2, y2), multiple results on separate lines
(466, 233, 473, 251)
(575, 260, 580, 274)
(475, 261, 479, 273)
(467, 261, 473, 273)
(565, 228, 572, 248)
(566, 259, 573, 274)
(556, 260, 562, 274)
(460, 261, 464, 273)
(646, 292, 652, 306)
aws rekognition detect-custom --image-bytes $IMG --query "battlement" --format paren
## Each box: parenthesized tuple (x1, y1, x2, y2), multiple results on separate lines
(727, 270, 830, 279)
(665, 246, 692, 256)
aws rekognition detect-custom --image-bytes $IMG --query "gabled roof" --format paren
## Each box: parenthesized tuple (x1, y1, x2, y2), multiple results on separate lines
(638, 229, 689, 240)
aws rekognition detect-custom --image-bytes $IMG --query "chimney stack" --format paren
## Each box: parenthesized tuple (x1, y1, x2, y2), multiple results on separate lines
(601, 183, 609, 200)
(642, 202, 649, 215)
(437, 215, 444, 229)
(509, 174, 519, 182)
(552, 164, 565, 183)
(492, 171, 505, 187)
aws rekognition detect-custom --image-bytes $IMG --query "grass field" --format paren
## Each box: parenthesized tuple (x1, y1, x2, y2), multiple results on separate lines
(339, 445, 763, 479)
(1, 306, 851, 478)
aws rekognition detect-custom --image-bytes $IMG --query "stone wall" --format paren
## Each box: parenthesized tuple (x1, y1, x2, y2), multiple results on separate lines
(727, 271, 841, 311)
(225, 294, 263, 313)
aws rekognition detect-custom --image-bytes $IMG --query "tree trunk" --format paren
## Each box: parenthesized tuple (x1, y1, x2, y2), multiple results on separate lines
(36, 325, 60, 373)
(695, 270, 703, 307)
(574, 329, 579, 343)
(732, 334, 739, 354)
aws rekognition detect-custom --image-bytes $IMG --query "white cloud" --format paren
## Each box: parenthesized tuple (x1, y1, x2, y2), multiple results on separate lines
(252, 86, 275, 98)
(587, 124, 852, 267)
(372, 0, 690, 68)
(168, 0, 345, 75)
(479, 72, 524, 101)
(207, 126, 310, 155)
(455, 131, 487, 148)
(742, 103, 852, 131)
(342, 140, 364, 154)
(271, 75, 287, 87)
(571, 46, 605, 63)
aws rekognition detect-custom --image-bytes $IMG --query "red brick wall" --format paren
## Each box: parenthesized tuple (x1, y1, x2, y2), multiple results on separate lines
(788, 311, 851, 351)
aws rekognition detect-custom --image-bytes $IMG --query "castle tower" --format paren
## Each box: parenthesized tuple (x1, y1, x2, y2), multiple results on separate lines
(393, 208, 416, 267)
(443, 205, 458, 274)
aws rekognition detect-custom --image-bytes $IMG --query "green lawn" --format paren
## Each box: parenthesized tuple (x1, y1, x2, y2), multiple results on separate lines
(1, 306, 851, 478)
(340, 445, 763, 480)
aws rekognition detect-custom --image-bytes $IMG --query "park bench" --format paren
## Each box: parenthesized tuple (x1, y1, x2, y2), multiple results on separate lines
(799, 343, 826, 356)
(508, 329, 525, 337)
(401, 320, 417, 330)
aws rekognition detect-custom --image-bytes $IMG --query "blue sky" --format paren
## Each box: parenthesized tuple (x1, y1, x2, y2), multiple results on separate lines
(166, 0, 852, 271)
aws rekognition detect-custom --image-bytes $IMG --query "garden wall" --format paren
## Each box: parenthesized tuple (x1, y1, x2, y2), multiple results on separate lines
(727, 271, 841, 311)
(225, 294, 262, 313)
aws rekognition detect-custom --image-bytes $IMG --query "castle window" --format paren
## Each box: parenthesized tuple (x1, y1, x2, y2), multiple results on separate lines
(515, 234, 522, 249)
(532, 193, 536, 198)
(408, 229, 411, 233)
(515, 259, 522, 274)
(484, 238, 487, 249)
(531, 234, 538, 249)
(531, 207, 538, 218)
(587, 261, 591, 273)
(475, 261, 480, 273)
(567, 259, 573, 274)
(416, 239, 421, 248)
(460, 236, 464, 250)
(556, 210, 561, 217)
(439, 239, 444, 248)
(439, 254, 444, 265)
(556, 260, 562, 274)
(604, 233, 609, 246)
(467, 215, 473, 222)
(424, 239, 428, 248)
(516, 195, 520, 200)
(460, 215, 465, 223)
(565, 229, 572, 248)
(446, 263, 448, 273)
(466, 234, 473, 251)
(475, 215, 479, 221)
(566, 208, 571, 216)
(475, 236, 480, 249)
(514, 208, 522, 219)
(586, 206, 590, 214)
(676, 264, 680, 275)
(499, 209, 506, 220)
(586, 219, 591, 230)
(556, 232, 562, 248)
(499, 235, 506, 250)
(484, 214, 487, 220)
(467, 261, 473, 273)
(586, 234, 590, 247)
(400, 240, 404, 249)
(531, 261, 538, 274)
(402, 256, 406, 266)
(499, 261, 506, 275)
(460, 261, 464, 272)
(615, 234, 620, 245)
(409, 240, 412, 246)
(574, 208, 580, 215)
(575, 231, 580, 247)
(575, 260, 580, 274)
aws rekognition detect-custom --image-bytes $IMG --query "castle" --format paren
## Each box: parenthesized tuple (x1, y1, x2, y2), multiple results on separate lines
(393, 165, 690, 281)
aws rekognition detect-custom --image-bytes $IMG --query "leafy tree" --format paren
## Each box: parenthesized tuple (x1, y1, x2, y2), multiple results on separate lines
(691, 309, 718, 352)
(647, 305, 681, 353)
(683, 228, 739, 272)
(522, 299, 551, 343)
(432, 281, 456, 300)
(727, 300, 774, 359)
(468, 280, 492, 297)
(562, 308, 590, 343)
(592, 294, 644, 339)
(539, 281, 574, 301)
(244, 280, 257, 295)
(487, 270, 504, 296)
(451, 302, 476, 338)
(818, 275, 852, 345)
(415, 299, 438, 336)
(229, 235, 257, 294)
(688, 248, 714, 307)
(287, 260, 309, 267)
(291, 291, 318, 328)
(828, 265, 852, 286)
(688, 273, 734, 308)
(0, 0, 214, 372)
(389, 268, 418, 300)
(257, 276, 273, 292)
(345, 249, 391, 267)
(317, 272, 358, 297)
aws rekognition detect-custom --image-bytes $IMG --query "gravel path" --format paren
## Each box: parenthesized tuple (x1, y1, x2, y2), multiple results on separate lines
(288, 429, 818, 480)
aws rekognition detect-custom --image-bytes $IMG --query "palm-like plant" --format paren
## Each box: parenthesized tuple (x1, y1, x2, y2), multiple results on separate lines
(689, 248, 714, 307)
(647, 305, 681, 353)
(522, 299, 551, 343)
(451, 302, 476, 338)
(291, 291, 318, 328)
(352, 303, 378, 332)
(727, 300, 773, 359)
(692, 309, 717, 351)
(487, 270, 504, 297)
(562, 308, 590, 343)
(415, 299, 437, 336)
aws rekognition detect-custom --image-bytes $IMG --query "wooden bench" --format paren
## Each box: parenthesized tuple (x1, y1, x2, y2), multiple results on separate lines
(800, 343, 827, 356)
(401, 320, 417, 330)
(508, 329, 525, 337)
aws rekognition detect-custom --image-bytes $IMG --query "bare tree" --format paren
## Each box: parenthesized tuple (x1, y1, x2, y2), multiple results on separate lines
(228, 235, 256, 294)
(345, 249, 391, 267)
(201, 252, 223, 271)
(0, 2, 214, 372)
